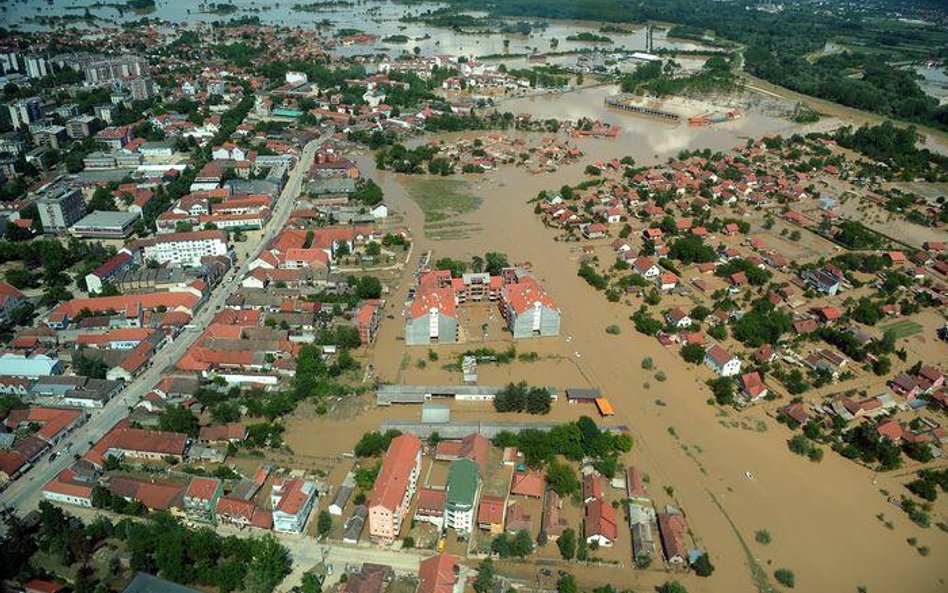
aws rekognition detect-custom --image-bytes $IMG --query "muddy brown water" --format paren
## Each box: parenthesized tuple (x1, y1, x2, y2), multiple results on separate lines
(286, 102, 948, 593)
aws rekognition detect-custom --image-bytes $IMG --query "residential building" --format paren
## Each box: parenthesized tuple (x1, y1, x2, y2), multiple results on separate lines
(417, 554, 462, 593)
(477, 494, 506, 534)
(704, 344, 741, 377)
(354, 299, 382, 345)
(584, 498, 618, 547)
(271, 478, 317, 533)
(405, 286, 457, 346)
(657, 512, 687, 565)
(184, 477, 223, 523)
(7, 97, 42, 130)
(368, 434, 422, 543)
(501, 276, 560, 339)
(38, 187, 87, 233)
(444, 458, 480, 534)
(128, 76, 155, 101)
(42, 468, 95, 508)
(135, 230, 229, 267)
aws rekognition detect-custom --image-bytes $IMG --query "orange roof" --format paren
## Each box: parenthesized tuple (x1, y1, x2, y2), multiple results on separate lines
(52, 292, 201, 319)
(5, 407, 82, 443)
(504, 276, 556, 315)
(368, 434, 422, 512)
(510, 469, 545, 497)
(418, 554, 459, 593)
(410, 286, 456, 320)
(42, 469, 93, 501)
(478, 495, 506, 526)
(186, 477, 221, 501)
(594, 397, 615, 416)
(76, 328, 153, 345)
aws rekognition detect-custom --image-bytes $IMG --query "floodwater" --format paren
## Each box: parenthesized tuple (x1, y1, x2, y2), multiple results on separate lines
(4, 0, 711, 58)
(322, 92, 948, 592)
(913, 65, 948, 106)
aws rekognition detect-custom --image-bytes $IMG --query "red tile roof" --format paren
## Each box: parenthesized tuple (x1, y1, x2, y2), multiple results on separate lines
(369, 434, 422, 512)
(418, 554, 459, 593)
(477, 495, 506, 526)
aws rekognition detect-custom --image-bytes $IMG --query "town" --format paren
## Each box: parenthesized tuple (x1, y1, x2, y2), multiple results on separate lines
(0, 3, 947, 593)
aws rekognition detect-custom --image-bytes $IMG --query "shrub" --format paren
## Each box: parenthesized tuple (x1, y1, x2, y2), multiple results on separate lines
(605, 324, 621, 335)
(774, 569, 795, 588)
(641, 357, 654, 370)
(754, 529, 771, 545)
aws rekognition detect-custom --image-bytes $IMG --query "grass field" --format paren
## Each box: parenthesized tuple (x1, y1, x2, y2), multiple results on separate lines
(402, 177, 482, 224)
(881, 319, 924, 339)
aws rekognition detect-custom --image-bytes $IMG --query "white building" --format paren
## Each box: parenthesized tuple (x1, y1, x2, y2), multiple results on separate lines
(136, 229, 229, 267)
(271, 478, 317, 533)
(704, 344, 742, 377)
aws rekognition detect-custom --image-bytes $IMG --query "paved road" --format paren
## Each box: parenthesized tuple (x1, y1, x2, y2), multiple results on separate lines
(0, 139, 322, 515)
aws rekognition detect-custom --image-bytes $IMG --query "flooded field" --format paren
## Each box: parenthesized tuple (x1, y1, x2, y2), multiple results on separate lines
(4, 0, 710, 59)
(314, 88, 948, 592)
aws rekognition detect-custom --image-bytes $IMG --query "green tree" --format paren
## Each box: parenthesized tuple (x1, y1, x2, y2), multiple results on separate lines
(317, 510, 332, 537)
(73, 353, 108, 379)
(244, 535, 292, 593)
(546, 460, 580, 496)
(693, 552, 715, 577)
(680, 343, 705, 364)
(557, 527, 576, 560)
(158, 406, 200, 437)
(473, 558, 495, 593)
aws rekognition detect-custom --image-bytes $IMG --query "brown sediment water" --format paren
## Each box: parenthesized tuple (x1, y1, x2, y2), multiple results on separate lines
(287, 95, 947, 593)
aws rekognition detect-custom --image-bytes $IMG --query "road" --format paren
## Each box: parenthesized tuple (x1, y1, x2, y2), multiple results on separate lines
(0, 138, 322, 516)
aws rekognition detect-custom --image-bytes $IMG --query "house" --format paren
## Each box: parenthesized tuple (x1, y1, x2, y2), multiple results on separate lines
(541, 490, 569, 540)
(84, 424, 187, 466)
(877, 419, 904, 443)
(505, 501, 532, 533)
(444, 458, 480, 534)
(0, 281, 26, 321)
(354, 299, 383, 345)
(704, 345, 741, 377)
(583, 223, 607, 239)
(584, 498, 618, 547)
(215, 496, 272, 530)
(778, 402, 811, 426)
(739, 372, 768, 402)
(42, 468, 96, 508)
(417, 554, 462, 593)
(657, 272, 678, 291)
(665, 307, 692, 329)
(802, 268, 841, 295)
(626, 466, 648, 499)
(510, 469, 545, 498)
(26, 580, 66, 593)
(582, 473, 603, 503)
(477, 494, 507, 534)
(415, 487, 447, 529)
(368, 434, 422, 543)
(271, 478, 317, 533)
(890, 373, 920, 400)
(631, 257, 660, 279)
(184, 477, 223, 523)
(657, 512, 687, 564)
(343, 564, 393, 593)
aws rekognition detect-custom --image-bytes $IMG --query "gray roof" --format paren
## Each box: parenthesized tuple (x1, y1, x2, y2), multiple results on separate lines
(421, 402, 451, 424)
(565, 388, 601, 400)
(122, 573, 202, 593)
(72, 210, 140, 229)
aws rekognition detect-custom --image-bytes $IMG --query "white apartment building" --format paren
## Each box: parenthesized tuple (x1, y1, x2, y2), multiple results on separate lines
(137, 229, 229, 267)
